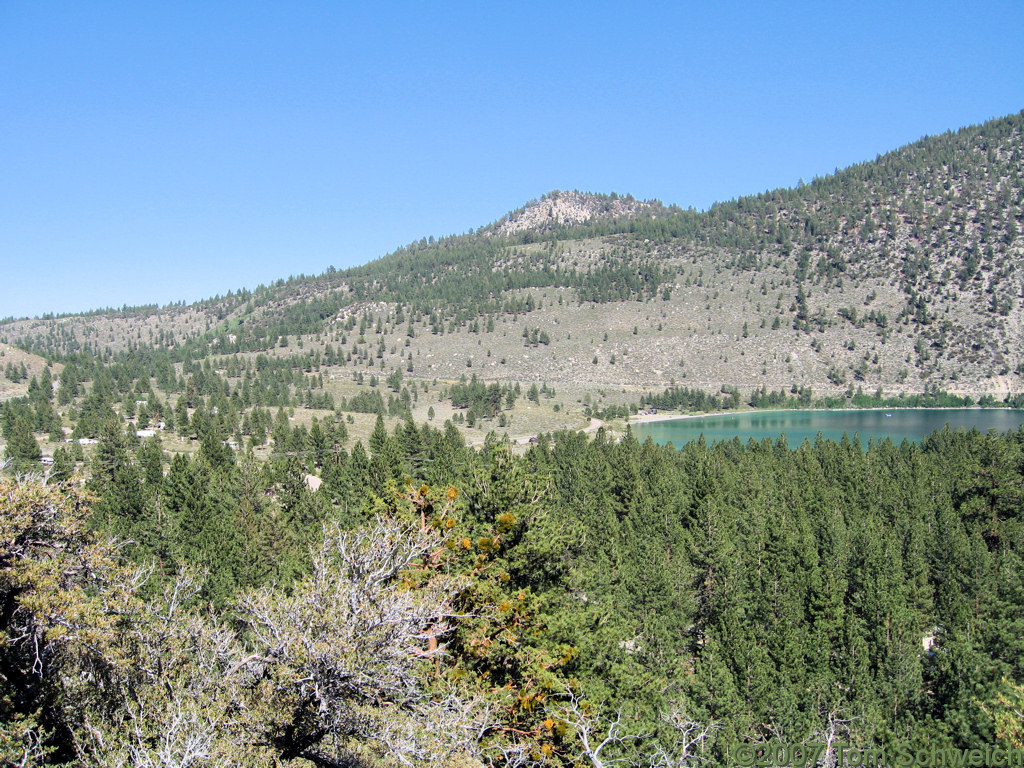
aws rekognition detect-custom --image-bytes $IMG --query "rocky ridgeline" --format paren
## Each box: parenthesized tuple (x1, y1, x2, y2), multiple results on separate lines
(493, 190, 653, 236)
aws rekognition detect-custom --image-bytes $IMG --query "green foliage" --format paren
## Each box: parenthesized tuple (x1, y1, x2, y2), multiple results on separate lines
(1, 409, 41, 469)
(5, 420, 1024, 764)
(447, 373, 517, 413)
(0, 478, 487, 766)
(638, 384, 742, 413)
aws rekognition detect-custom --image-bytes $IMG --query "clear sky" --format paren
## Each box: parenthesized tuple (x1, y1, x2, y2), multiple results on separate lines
(2, 2, 1022, 320)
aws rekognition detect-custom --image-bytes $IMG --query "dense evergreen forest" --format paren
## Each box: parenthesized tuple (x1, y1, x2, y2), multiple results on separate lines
(4, 415, 1024, 766)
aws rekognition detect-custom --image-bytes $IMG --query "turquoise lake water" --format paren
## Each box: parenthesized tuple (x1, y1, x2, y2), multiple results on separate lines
(631, 408, 1024, 448)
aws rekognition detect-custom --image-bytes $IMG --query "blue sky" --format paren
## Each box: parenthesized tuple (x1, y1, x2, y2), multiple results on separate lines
(2, 2, 1022, 320)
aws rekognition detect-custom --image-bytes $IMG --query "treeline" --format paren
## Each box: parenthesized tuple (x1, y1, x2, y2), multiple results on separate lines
(587, 384, 746, 419)
(583, 383, 1019, 421)
(3, 361, 29, 382)
(0, 354, 351, 471)
(639, 384, 744, 413)
(446, 374, 519, 412)
(47, 347, 337, 412)
(750, 384, 986, 410)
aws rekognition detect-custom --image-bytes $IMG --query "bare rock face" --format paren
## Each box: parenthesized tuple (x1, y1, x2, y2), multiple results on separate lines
(493, 190, 653, 236)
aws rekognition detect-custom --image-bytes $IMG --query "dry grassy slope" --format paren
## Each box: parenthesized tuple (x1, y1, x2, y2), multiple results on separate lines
(0, 254, 1018, 402)
(0, 305, 217, 357)
(0, 342, 57, 401)
(302, 242, 1011, 398)
(0, 274, 356, 359)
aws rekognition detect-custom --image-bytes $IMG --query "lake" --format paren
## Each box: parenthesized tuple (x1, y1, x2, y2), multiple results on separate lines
(631, 408, 1024, 448)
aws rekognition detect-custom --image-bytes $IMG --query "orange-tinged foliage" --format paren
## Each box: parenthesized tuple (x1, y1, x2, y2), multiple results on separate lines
(496, 512, 516, 530)
(0, 479, 136, 664)
(1, 479, 145, 765)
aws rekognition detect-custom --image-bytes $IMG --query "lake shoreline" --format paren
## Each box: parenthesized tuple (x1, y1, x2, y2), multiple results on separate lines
(627, 404, 1022, 427)
(625, 406, 1024, 447)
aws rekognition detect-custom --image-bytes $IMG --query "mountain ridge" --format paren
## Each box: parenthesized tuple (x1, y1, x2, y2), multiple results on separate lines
(3, 110, 1024, 400)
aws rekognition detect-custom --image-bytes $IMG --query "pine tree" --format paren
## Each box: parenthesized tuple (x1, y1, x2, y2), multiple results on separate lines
(47, 446, 76, 484)
(3, 414, 41, 470)
(89, 419, 146, 540)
